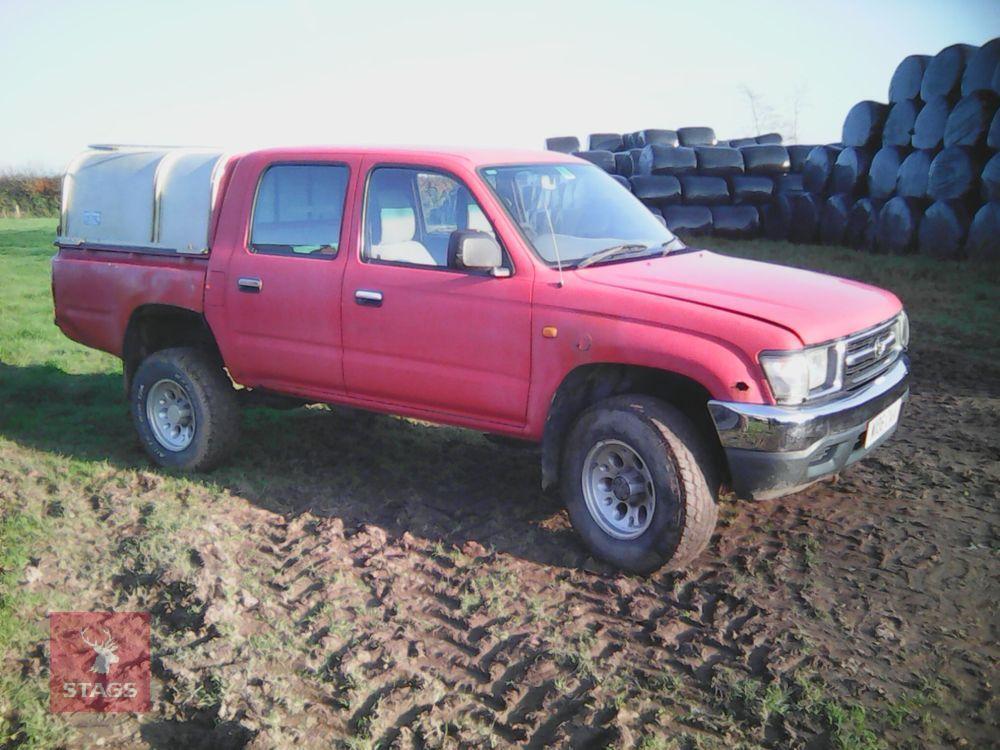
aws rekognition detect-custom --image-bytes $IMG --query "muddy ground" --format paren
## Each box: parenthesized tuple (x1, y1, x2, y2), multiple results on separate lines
(1, 225, 997, 749)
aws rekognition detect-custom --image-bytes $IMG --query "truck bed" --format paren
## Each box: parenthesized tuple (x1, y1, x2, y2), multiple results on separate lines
(52, 245, 209, 358)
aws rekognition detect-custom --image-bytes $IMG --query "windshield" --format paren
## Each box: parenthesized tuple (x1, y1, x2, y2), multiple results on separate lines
(478, 163, 682, 267)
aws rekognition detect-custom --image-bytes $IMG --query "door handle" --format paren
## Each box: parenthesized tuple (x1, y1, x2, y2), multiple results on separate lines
(237, 277, 262, 293)
(355, 289, 383, 307)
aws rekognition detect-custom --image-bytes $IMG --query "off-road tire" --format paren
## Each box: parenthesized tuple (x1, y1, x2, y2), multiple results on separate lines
(562, 395, 719, 574)
(131, 347, 241, 471)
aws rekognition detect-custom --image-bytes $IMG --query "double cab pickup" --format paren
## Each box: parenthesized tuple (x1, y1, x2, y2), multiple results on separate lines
(52, 145, 910, 573)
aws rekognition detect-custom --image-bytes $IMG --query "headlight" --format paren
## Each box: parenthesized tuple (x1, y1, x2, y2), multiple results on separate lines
(894, 311, 909, 350)
(760, 343, 843, 405)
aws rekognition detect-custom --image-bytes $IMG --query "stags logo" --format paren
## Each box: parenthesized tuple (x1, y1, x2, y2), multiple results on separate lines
(50, 612, 150, 713)
(81, 626, 120, 674)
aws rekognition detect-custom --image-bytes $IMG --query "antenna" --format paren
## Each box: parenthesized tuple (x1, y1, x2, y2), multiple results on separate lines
(543, 205, 565, 288)
(539, 175, 565, 288)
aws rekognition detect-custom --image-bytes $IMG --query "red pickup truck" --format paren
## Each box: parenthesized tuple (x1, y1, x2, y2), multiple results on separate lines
(52, 145, 910, 573)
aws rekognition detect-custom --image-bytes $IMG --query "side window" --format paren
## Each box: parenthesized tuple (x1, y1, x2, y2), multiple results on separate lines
(250, 164, 349, 256)
(364, 167, 495, 268)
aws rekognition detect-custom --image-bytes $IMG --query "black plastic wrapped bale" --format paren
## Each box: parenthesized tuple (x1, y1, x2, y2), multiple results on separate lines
(876, 196, 922, 254)
(846, 198, 880, 251)
(611, 174, 632, 191)
(868, 146, 908, 201)
(774, 173, 805, 194)
(679, 175, 729, 205)
(989, 107, 1000, 149)
(694, 146, 744, 176)
(676, 127, 717, 147)
(729, 175, 774, 205)
(787, 145, 817, 173)
(882, 100, 922, 147)
(982, 152, 1000, 202)
(911, 96, 951, 150)
(755, 133, 783, 145)
(889, 54, 930, 103)
(629, 148, 645, 174)
(588, 133, 623, 152)
(638, 145, 697, 176)
(928, 146, 981, 201)
(802, 145, 842, 194)
(728, 137, 757, 148)
(711, 206, 760, 238)
(820, 194, 852, 245)
(622, 133, 636, 150)
(762, 194, 793, 240)
(740, 145, 790, 176)
(842, 101, 889, 149)
(943, 90, 1000, 148)
(629, 175, 682, 206)
(896, 149, 934, 200)
(788, 193, 821, 243)
(662, 206, 713, 235)
(641, 129, 679, 148)
(626, 148, 641, 172)
(921, 43, 977, 101)
(573, 150, 616, 173)
(961, 38, 1000, 96)
(614, 152, 634, 177)
(831, 147, 873, 196)
(545, 136, 580, 153)
(917, 200, 970, 259)
(967, 202, 1000, 260)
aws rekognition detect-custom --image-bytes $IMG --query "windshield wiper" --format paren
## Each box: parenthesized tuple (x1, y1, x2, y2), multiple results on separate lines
(575, 243, 651, 269)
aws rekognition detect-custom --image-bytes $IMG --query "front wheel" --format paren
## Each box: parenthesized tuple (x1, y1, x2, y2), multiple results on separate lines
(561, 395, 719, 574)
(130, 347, 241, 471)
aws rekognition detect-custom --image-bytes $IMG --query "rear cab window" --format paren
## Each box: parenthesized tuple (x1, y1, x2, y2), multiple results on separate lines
(250, 164, 350, 257)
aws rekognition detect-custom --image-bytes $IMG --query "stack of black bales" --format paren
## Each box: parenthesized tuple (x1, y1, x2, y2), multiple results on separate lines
(545, 128, 793, 238)
(798, 38, 1000, 260)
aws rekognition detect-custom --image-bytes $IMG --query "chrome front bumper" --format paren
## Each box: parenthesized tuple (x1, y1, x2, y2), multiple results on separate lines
(708, 356, 910, 500)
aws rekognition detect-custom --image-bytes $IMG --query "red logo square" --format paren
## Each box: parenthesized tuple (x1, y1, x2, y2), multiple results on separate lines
(49, 612, 151, 713)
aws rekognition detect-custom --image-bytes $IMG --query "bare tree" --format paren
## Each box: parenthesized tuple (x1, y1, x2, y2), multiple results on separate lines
(739, 85, 765, 136)
(738, 83, 809, 143)
(786, 83, 809, 144)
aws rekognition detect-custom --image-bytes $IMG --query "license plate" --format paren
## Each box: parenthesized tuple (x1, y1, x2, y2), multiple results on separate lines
(865, 397, 903, 448)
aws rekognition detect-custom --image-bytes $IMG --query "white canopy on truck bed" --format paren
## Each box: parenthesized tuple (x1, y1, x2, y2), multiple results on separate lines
(58, 145, 227, 254)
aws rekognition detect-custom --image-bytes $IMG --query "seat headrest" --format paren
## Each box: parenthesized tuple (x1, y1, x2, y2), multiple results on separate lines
(380, 206, 416, 244)
(369, 171, 417, 245)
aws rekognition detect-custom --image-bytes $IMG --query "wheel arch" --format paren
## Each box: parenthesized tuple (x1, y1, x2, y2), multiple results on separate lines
(540, 363, 725, 492)
(122, 304, 223, 395)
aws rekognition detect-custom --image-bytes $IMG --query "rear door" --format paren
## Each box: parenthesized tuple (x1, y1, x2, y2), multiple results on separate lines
(341, 160, 533, 425)
(215, 157, 359, 394)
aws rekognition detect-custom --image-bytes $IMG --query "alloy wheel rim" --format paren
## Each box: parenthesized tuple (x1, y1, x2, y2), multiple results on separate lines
(146, 378, 196, 452)
(581, 439, 656, 540)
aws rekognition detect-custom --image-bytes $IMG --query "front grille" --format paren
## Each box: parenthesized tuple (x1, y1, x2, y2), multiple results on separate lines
(843, 318, 900, 389)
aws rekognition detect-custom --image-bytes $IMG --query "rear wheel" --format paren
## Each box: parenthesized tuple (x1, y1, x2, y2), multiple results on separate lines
(561, 395, 718, 574)
(130, 347, 240, 471)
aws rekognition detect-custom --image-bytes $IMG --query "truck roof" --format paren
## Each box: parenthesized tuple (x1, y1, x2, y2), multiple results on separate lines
(233, 145, 580, 167)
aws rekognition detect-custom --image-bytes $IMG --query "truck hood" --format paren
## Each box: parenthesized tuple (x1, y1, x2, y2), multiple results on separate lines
(573, 250, 902, 344)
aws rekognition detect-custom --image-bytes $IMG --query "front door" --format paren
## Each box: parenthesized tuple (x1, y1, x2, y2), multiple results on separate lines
(218, 160, 357, 395)
(341, 163, 532, 425)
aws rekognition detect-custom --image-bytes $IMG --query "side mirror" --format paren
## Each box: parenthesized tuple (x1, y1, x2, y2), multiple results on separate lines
(654, 214, 667, 228)
(448, 230, 507, 275)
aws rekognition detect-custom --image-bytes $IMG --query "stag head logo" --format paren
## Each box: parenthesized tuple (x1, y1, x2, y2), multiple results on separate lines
(80, 626, 120, 675)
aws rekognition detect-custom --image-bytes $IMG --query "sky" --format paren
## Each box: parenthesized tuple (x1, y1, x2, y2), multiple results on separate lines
(0, 0, 997, 173)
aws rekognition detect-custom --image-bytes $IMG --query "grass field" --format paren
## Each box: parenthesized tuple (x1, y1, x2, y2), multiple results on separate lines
(1, 218, 997, 749)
